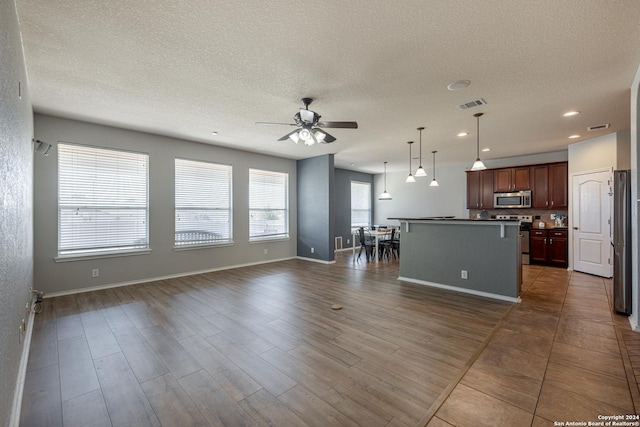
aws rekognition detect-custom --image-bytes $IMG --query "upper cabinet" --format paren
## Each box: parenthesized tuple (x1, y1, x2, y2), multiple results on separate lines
(548, 162, 568, 209)
(466, 170, 494, 209)
(532, 162, 568, 209)
(494, 167, 531, 192)
(467, 161, 567, 210)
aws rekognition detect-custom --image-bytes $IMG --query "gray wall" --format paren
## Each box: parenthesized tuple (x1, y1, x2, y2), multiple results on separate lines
(33, 114, 297, 294)
(297, 155, 335, 261)
(334, 168, 374, 248)
(1, 0, 34, 424)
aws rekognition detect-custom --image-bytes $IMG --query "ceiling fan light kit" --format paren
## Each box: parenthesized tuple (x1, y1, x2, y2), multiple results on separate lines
(257, 98, 357, 146)
(470, 112, 487, 171)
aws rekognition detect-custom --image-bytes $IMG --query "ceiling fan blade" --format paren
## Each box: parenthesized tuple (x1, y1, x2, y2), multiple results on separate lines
(277, 129, 300, 141)
(317, 129, 336, 143)
(256, 122, 299, 126)
(316, 121, 358, 129)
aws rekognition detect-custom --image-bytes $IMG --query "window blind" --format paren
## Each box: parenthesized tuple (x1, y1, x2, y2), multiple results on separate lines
(351, 181, 371, 227)
(249, 169, 289, 240)
(175, 158, 232, 246)
(58, 143, 149, 256)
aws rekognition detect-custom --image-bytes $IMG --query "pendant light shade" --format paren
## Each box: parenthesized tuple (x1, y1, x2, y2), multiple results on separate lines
(378, 161, 392, 200)
(406, 141, 416, 183)
(430, 150, 439, 187)
(470, 112, 487, 171)
(415, 127, 427, 177)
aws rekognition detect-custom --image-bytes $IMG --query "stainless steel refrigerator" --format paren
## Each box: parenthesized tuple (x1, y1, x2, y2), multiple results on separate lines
(613, 170, 632, 315)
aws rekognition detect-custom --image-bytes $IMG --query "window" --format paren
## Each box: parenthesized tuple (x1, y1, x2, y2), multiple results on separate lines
(175, 158, 232, 246)
(58, 143, 148, 257)
(249, 169, 289, 241)
(351, 181, 371, 227)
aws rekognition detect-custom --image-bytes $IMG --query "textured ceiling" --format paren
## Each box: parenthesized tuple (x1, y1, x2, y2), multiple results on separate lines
(16, 0, 640, 173)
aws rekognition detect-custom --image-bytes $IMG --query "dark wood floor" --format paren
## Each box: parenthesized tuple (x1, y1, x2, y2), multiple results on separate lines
(21, 254, 512, 427)
(20, 254, 639, 426)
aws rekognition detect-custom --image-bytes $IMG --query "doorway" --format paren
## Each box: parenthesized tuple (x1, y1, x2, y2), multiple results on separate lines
(571, 169, 612, 277)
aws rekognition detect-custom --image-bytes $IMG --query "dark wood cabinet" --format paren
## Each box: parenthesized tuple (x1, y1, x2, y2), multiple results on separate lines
(548, 229, 568, 266)
(494, 167, 531, 192)
(467, 170, 494, 209)
(532, 165, 550, 208)
(467, 161, 567, 210)
(530, 229, 567, 267)
(548, 162, 568, 209)
(467, 171, 480, 209)
(530, 230, 548, 263)
(532, 162, 568, 209)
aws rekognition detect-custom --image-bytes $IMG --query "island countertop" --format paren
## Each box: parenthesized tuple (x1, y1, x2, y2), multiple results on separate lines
(388, 217, 520, 222)
(391, 218, 522, 302)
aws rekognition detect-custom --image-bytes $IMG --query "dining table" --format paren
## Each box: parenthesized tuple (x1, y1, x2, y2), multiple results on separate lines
(351, 228, 392, 263)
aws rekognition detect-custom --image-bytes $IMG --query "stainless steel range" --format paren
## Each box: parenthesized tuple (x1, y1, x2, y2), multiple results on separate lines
(497, 215, 533, 265)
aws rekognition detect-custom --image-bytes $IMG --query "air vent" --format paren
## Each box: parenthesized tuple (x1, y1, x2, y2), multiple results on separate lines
(587, 123, 610, 132)
(457, 98, 487, 110)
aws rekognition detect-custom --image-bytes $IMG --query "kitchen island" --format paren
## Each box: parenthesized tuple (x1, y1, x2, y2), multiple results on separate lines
(390, 218, 522, 302)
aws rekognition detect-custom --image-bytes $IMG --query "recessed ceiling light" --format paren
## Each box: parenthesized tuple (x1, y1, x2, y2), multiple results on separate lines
(568, 134, 581, 139)
(563, 111, 580, 117)
(482, 148, 491, 152)
(447, 80, 471, 91)
(211, 131, 218, 135)
(457, 132, 469, 137)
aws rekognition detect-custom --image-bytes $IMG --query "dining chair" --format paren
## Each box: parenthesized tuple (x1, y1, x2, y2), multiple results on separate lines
(357, 227, 374, 262)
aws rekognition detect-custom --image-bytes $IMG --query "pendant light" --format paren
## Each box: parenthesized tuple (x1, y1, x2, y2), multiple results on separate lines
(378, 161, 392, 200)
(471, 112, 487, 171)
(405, 141, 416, 183)
(430, 150, 439, 187)
(415, 127, 427, 177)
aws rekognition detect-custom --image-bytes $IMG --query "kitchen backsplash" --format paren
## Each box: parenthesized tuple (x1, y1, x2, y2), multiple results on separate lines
(469, 209, 569, 227)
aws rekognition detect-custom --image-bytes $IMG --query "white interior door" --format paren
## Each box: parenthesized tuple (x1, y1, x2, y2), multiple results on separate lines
(572, 170, 612, 277)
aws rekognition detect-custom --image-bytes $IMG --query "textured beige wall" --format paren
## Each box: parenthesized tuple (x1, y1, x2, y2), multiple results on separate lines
(0, 0, 34, 424)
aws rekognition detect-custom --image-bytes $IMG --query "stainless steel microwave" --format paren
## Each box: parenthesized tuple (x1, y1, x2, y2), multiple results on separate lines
(494, 190, 532, 209)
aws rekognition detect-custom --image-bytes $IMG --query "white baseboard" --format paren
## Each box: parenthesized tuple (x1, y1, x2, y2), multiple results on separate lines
(44, 257, 297, 298)
(398, 276, 521, 303)
(630, 316, 639, 332)
(334, 247, 353, 253)
(9, 305, 36, 427)
(296, 256, 336, 265)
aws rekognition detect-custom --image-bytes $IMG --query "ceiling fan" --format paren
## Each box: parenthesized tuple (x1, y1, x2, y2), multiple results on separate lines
(256, 98, 358, 146)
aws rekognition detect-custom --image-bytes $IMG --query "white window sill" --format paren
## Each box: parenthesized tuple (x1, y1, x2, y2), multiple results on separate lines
(249, 236, 290, 244)
(173, 241, 235, 251)
(55, 249, 152, 263)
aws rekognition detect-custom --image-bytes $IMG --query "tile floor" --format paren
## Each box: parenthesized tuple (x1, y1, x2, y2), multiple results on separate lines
(428, 265, 640, 426)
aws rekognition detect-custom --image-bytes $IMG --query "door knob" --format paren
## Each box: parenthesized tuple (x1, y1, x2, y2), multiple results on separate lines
(573, 227, 578, 230)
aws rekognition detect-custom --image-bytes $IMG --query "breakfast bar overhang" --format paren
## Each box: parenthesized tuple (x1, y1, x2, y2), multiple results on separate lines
(390, 218, 522, 302)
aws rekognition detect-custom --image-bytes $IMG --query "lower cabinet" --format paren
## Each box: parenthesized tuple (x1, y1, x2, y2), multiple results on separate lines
(530, 229, 567, 268)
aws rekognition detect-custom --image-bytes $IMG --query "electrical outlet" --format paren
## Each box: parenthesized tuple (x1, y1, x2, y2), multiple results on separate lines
(263, 248, 268, 255)
(461, 270, 468, 279)
(311, 247, 315, 254)
(550, 213, 556, 220)
(92, 268, 99, 278)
